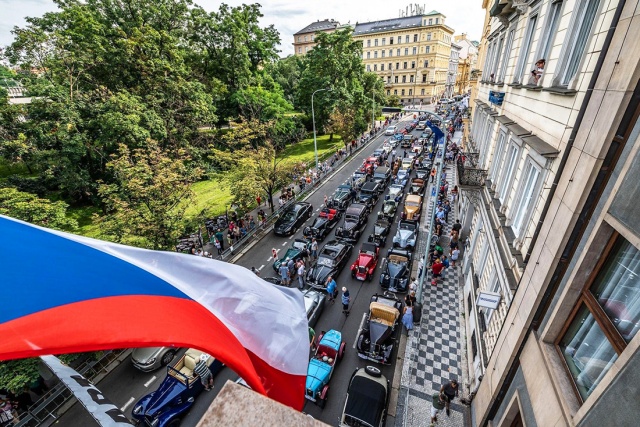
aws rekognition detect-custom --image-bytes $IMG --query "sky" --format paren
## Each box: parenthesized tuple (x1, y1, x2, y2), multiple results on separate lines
(0, 0, 485, 57)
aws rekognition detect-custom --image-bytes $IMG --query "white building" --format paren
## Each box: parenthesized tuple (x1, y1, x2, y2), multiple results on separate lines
(445, 42, 461, 98)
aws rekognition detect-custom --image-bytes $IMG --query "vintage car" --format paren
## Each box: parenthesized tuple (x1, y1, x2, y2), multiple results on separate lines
(400, 134, 413, 148)
(360, 156, 379, 174)
(368, 218, 391, 246)
(351, 171, 368, 190)
(306, 329, 346, 408)
(328, 184, 355, 210)
(400, 157, 413, 171)
(357, 181, 381, 209)
(303, 288, 326, 327)
(356, 293, 403, 365)
(393, 220, 418, 249)
(132, 349, 224, 427)
(421, 129, 433, 139)
(335, 203, 369, 242)
(387, 138, 398, 148)
(273, 239, 311, 273)
(339, 366, 389, 427)
(372, 166, 391, 187)
(411, 141, 423, 155)
(372, 148, 387, 161)
(381, 142, 392, 153)
(350, 242, 380, 281)
(307, 240, 353, 289)
(387, 184, 404, 203)
(384, 125, 397, 135)
(402, 194, 423, 221)
(415, 167, 430, 179)
(380, 248, 412, 293)
(273, 202, 313, 236)
(410, 178, 426, 195)
(393, 132, 404, 142)
(380, 198, 398, 219)
(132, 347, 180, 372)
(395, 169, 410, 188)
(303, 207, 341, 241)
(416, 120, 426, 130)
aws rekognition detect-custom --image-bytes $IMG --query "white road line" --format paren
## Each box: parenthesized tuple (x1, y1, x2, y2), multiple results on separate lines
(282, 241, 287, 246)
(315, 208, 320, 212)
(258, 265, 265, 271)
(120, 397, 135, 412)
(353, 313, 367, 348)
(266, 255, 272, 261)
(143, 376, 156, 388)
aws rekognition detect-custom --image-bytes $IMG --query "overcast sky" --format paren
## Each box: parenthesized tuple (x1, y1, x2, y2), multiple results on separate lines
(0, 0, 485, 57)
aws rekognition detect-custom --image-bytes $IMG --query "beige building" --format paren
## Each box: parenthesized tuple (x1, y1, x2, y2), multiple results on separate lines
(293, 19, 339, 56)
(353, 11, 454, 105)
(454, 34, 479, 95)
(458, 0, 640, 426)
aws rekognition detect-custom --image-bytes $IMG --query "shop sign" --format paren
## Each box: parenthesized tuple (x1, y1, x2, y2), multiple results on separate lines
(476, 290, 501, 309)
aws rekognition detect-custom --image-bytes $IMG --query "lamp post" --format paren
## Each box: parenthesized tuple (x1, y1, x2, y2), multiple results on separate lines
(311, 88, 332, 170)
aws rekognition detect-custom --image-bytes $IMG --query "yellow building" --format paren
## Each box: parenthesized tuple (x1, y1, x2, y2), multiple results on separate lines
(353, 11, 454, 105)
(292, 19, 339, 56)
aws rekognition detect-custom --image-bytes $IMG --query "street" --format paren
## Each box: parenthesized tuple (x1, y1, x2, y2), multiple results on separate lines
(54, 112, 428, 427)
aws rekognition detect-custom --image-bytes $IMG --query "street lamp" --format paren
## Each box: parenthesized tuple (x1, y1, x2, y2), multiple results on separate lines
(312, 88, 333, 170)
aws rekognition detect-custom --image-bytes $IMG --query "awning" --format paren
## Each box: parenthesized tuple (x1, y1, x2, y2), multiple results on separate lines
(522, 135, 560, 157)
(505, 122, 532, 137)
(495, 115, 515, 125)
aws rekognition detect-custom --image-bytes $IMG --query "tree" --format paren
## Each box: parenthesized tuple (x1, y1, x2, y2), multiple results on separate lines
(0, 187, 77, 230)
(328, 103, 360, 149)
(267, 55, 305, 106)
(97, 142, 202, 249)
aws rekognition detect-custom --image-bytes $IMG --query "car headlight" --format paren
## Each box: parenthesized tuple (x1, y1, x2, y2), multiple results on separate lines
(146, 357, 156, 365)
(133, 405, 142, 415)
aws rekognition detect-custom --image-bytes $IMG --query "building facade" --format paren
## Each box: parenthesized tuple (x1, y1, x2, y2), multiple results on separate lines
(293, 19, 339, 55)
(445, 42, 462, 98)
(353, 11, 454, 106)
(454, 34, 479, 95)
(458, 0, 640, 425)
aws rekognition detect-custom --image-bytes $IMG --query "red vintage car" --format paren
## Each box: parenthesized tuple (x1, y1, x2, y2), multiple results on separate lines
(360, 157, 379, 174)
(319, 207, 339, 221)
(350, 242, 380, 282)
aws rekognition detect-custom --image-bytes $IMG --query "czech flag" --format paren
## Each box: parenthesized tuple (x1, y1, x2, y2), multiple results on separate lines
(0, 215, 309, 410)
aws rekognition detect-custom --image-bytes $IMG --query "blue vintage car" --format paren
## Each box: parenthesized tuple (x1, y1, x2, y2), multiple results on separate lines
(132, 348, 224, 427)
(305, 329, 346, 408)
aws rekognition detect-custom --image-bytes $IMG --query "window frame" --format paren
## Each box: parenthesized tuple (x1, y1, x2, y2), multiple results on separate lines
(513, 12, 539, 84)
(510, 158, 542, 236)
(497, 28, 516, 83)
(490, 129, 508, 182)
(498, 140, 521, 204)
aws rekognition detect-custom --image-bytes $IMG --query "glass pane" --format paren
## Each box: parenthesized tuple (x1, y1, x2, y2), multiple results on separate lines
(559, 305, 619, 400)
(562, 0, 600, 85)
(590, 237, 640, 342)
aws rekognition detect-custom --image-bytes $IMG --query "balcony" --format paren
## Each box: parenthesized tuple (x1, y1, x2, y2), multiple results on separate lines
(457, 152, 487, 187)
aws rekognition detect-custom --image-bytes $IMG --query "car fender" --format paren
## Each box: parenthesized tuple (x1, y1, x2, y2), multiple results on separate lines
(157, 400, 194, 427)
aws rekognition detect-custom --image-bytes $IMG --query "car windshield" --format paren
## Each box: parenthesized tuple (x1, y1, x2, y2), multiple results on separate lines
(292, 241, 307, 250)
(317, 257, 335, 267)
(345, 214, 358, 222)
(281, 210, 296, 221)
(399, 223, 414, 230)
(406, 201, 419, 207)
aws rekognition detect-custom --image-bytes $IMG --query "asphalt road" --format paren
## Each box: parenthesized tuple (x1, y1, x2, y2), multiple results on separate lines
(53, 111, 430, 427)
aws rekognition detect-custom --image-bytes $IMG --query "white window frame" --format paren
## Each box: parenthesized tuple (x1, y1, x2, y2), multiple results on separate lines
(480, 118, 495, 167)
(554, 0, 601, 88)
(510, 158, 542, 236)
(513, 12, 539, 84)
(498, 141, 521, 203)
(491, 35, 505, 80)
(490, 130, 507, 182)
(483, 43, 494, 79)
(497, 28, 515, 83)
(529, 0, 564, 86)
(484, 269, 500, 323)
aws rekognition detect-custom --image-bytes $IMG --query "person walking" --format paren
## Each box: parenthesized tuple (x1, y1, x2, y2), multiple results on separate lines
(213, 238, 222, 255)
(256, 195, 261, 207)
(226, 233, 233, 250)
(326, 276, 337, 303)
(310, 238, 318, 260)
(430, 392, 446, 425)
(440, 379, 459, 416)
(341, 287, 351, 316)
(451, 247, 460, 267)
(402, 302, 414, 336)
(297, 261, 306, 290)
(279, 261, 290, 286)
(430, 167, 437, 183)
(215, 229, 225, 251)
(193, 354, 214, 391)
(431, 258, 444, 285)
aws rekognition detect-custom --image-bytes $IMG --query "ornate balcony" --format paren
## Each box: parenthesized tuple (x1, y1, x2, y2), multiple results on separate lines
(457, 152, 487, 187)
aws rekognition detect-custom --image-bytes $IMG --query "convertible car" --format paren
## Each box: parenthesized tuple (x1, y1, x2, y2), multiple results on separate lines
(380, 248, 412, 293)
(307, 240, 353, 290)
(381, 198, 398, 219)
(387, 184, 404, 203)
(356, 294, 403, 365)
(303, 207, 341, 241)
(329, 184, 354, 210)
(368, 218, 390, 246)
(393, 220, 418, 250)
(350, 242, 380, 282)
(339, 366, 389, 427)
(272, 239, 310, 273)
(305, 329, 346, 408)
(132, 349, 224, 427)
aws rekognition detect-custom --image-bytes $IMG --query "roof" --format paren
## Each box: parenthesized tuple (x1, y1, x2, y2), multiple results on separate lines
(345, 375, 387, 426)
(353, 15, 424, 35)
(294, 19, 339, 36)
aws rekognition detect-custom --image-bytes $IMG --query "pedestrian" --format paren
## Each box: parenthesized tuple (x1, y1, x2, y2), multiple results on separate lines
(310, 238, 318, 260)
(409, 277, 418, 293)
(431, 258, 444, 285)
(309, 327, 316, 351)
(430, 392, 446, 426)
(193, 354, 214, 391)
(451, 247, 460, 267)
(440, 379, 459, 416)
(215, 229, 224, 251)
(226, 233, 233, 250)
(256, 195, 261, 207)
(213, 238, 222, 255)
(341, 287, 351, 316)
(443, 201, 451, 223)
(297, 261, 306, 290)
(402, 302, 413, 335)
(326, 276, 337, 303)
(418, 258, 425, 278)
(251, 266, 260, 276)
(324, 194, 328, 206)
(452, 219, 462, 234)
(279, 261, 290, 286)
(430, 168, 437, 183)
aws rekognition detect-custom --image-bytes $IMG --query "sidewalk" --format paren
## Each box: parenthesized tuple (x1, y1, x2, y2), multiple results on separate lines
(395, 129, 469, 427)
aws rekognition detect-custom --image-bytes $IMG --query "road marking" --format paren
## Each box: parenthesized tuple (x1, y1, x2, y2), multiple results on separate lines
(316, 208, 320, 212)
(143, 376, 156, 388)
(258, 265, 265, 271)
(120, 397, 135, 412)
(282, 241, 287, 246)
(353, 313, 367, 348)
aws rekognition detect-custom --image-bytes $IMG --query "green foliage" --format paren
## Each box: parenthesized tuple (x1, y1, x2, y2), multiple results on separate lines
(0, 187, 77, 230)
(0, 359, 40, 393)
(386, 94, 402, 108)
(267, 55, 305, 105)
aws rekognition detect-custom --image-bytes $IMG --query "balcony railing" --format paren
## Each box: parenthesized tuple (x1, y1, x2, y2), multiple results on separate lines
(457, 152, 487, 187)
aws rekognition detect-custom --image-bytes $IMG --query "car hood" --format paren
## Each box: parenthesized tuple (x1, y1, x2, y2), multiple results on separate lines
(355, 253, 375, 268)
(132, 347, 161, 363)
(369, 320, 393, 346)
(334, 190, 350, 200)
(395, 229, 415, 242)
(383, 203, 396, 213)
(138, 375, 187, 418)
(307, 264, 334, 284)
(311, 218, 328, 229)
(387, 261, 408, 278)
(389, 188, 402, 197)
(343, 219, 359, 230)
(275, 248, 300, 268)
(306, 359, 332, 392)
(404, 205, 419, 215)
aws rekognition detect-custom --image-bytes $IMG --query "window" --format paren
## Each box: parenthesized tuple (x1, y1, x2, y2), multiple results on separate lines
(511, 160, 541, 235)
(375, 39, 378, 46)
(381, 64, 385, 71)
(413, 34, 418, 42)
(499, 143, 520, 202)
(497, 29, 515, 83)
(471, 330, 478, 359)
(401, 89, 405, 96)
(427, 33, 432, 41)
(387, 89, 390, 95)
(389, 62, 392, 70)
(421, 88, 425, 95)
(410, 75, 414, 83)
(409, 89, 413, 96)
(403, 62, 408, 69)
(367, 40, 371, 47)
(389, 49, 393, 57)
(304, 36, 308, 42)
(513, 14, 538, 83)
(374, 51, 378, 58)
(426, 46, 430, 54)
(422, 74, 427, 83)
(367, 52, 371, 59)
(491, 36, 505, 82)
(405, 35, 410, 43)
(390, 37, 394, 45)
(424, 60, 429, 68)
(394, 89, 397, 95)
(411, 61, 416, 69)
(305, 46, 309, 53)
(297, 36, 301, 42)
(413, 47, 417, 55)
(382, 38, 386, 45)
(557, 0, 600, 86)
(490, 131, 507, 182)
(373, 64, 377, 71)
(396, 62, 400, 70)
(366, 65, 371, 71)
(395, 76, 399, 83)
(402, 75, 406, 83)
(382, 50, 385, 58)
(397, 48, 401, 56)
(311, 35, 314, 41)
(387, 76, 391, 83)
(482, 43, 494, 80)
(436, 18, 439, 24)
(537, 1, 563, 69)
(428, 18, 433, 25)
(558, 235, 640, 401)
(403, 48, 408, 56)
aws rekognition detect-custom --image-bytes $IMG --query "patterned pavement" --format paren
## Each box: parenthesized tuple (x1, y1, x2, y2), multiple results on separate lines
(395, 131, 469, 427)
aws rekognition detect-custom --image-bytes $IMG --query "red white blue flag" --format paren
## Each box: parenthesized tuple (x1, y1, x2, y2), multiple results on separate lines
(0, 215, 309, 409)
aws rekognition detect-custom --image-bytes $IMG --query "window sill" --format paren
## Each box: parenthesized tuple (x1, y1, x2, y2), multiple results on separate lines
(507, 83, 522, 88)
(521, 84, 542, 91)
(494, 82, 505, 87)
(542, 86, 578, 96)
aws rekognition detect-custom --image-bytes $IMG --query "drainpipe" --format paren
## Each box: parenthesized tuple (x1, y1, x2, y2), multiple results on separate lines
(482, 0, 630, 424)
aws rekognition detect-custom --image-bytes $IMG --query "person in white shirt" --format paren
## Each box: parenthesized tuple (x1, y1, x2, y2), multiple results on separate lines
(297, 261, 306, 289)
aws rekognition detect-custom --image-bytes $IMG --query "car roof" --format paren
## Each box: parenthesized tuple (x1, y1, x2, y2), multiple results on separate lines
(345, 204, 367, 214)
(362, 181, 378, 189)
(406, 194, 422, 202)
(345, 374, 387, 426)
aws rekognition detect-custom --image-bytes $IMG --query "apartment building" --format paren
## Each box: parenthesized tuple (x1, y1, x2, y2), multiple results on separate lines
(353, 11, 454, 105)
(454, 34, 479, 95)
(293, 19, 339, 55)
(458, 0, 640, 425)
(445, 42, 462, 98)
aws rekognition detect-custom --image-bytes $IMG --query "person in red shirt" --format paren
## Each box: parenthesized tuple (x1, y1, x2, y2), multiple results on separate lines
(431, 258, 444, 285)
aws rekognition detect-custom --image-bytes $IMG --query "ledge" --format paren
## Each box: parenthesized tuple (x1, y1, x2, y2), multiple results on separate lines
(521, 84, 542, 91)
(507, 83, 522, 88)
(494, 82, 505, 87)
(542, 86, 578, 96)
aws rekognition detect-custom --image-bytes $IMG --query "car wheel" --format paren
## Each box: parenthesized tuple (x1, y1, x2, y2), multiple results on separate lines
(367, 273, 373, 282)
(366, 366, 382, 377)
(166, 419, 181, 427)
(318, 385, 329, 409)
(338, 342, 346, 360)
(161, 350, 176, 367)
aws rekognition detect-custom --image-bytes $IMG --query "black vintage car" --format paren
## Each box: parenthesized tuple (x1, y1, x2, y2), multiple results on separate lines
(340, 366, 389, 427)
(307, 240, 353, 290)
(415, 167, 430, 179)
(380, 248, 412, 293)
(273, 202, 313, 236)
(380, 198, 398, 219)
(329, 184, 355, 210)
(357, 181, 381, 210)
(303, 207, 341, 241)
(372, 167, 391, 187)
(356, 293, 403, 365)
(335, 203, 369, 243)
(368, 217, 390, 246)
